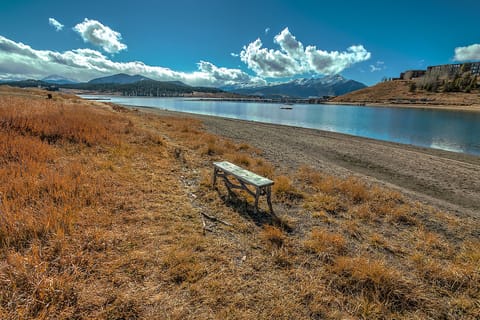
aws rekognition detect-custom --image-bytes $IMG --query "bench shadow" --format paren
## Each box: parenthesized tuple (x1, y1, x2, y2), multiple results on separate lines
(215, 187, 292, 232)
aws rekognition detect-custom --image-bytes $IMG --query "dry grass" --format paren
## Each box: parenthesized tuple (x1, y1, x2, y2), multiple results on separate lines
(1, 87, 479, 319)
(304, 228, 347, 259)
(332, 79, 480, 107)
(329, 256, 423, 314)
(273, 175, 303, 202)
(261, 225, 285, 248)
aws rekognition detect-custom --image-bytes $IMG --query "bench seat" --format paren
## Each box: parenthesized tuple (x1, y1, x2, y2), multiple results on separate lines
(213, 161, 274, 213)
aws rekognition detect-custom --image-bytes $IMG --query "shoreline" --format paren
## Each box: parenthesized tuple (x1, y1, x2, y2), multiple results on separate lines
(121, 103, 480, 158)
(71, 89, 480, 113)
(136, 106, 480, 218)
(326, 101, 480, 112)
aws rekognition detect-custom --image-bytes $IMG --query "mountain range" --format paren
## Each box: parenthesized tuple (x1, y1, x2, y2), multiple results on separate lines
(222, 75, 366, 98)
(88, 73, 152, 85)
(2, 73, 366, 98)
(41, 75, 78, 85)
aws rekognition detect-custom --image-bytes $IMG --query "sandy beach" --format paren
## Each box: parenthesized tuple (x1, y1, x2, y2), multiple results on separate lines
(140, 107, 480, 218)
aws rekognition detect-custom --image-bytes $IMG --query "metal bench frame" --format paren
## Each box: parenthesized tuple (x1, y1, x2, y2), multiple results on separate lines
(212, 161, 274, 213)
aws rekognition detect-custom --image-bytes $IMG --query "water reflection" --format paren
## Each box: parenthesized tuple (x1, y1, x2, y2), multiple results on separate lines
(80, 96, 480, 156)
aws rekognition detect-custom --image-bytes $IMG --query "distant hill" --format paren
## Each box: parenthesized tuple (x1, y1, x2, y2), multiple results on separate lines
(1, 79, 52, 88)
(223, 75, 366, 98)
(1, 71, 225, 97)
(64, 79, 221, 96)
(166, 80, 190, 87)
(88, 73, 153, 84)
(41, 75, 78, 85)
(332, 80, 480, 106)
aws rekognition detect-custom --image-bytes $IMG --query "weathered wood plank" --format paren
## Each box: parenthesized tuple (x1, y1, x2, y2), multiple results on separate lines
(213, 161, 274, 214)
(213, 161, 273, 187)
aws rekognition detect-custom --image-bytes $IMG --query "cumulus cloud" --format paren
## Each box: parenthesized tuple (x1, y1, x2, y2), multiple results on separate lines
(239, 27, 370, 78)
(0, 35, 260, 87)
(73, 18, 127, 54)
(48, 18, 64, 31)
(197, 61, 255, 84)
(265, 27, 270, 34)
(454, 44, 480, 61)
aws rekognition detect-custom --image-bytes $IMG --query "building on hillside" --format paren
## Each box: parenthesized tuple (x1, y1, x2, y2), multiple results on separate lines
(395, 62, 480, 81)
(400, 70, 426, 80)
(470, 62, 480, 75)
(426, 62, 480, 77)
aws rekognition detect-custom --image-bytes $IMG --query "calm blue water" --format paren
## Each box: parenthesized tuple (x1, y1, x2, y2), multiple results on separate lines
(81, 96, 480, 156)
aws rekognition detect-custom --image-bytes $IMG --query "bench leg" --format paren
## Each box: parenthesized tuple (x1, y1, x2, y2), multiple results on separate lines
(254, 188, 260, 213)
(212, 167, 218, 188)
(266, 186, 274, 214)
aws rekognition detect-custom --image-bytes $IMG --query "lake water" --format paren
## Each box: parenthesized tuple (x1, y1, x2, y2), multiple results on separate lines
(81, 95, 480, 156)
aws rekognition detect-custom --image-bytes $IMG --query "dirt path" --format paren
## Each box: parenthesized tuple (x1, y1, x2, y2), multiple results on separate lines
(140, 108, 480, 218)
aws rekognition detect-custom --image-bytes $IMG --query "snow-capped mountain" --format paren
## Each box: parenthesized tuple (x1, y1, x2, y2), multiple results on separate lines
(222, 75, 366, 98)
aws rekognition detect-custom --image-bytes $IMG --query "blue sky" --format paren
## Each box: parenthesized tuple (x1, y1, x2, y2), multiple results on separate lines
(1, 0, 479, 86)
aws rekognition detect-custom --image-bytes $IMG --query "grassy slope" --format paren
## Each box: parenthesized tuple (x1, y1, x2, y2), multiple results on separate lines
(332, 80, 480, 106)
(0, 86, 479, 319)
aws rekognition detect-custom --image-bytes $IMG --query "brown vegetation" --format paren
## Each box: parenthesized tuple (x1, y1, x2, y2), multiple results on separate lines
(332, 79, 480, 107)
(0, 87, 479, 319)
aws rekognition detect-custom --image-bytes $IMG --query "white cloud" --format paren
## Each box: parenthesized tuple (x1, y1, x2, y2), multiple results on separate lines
(454, 44, 480, 61)
(275, 28, 305, 61)
(240, 38, 300, 77)
(0, 35, 261, 87)
(265, 27, 270, 34)
(369, 60, 386, 72)
(230, 52, 239, 57)
(73, 18, 127, 54)
(48, 18, 64, 31)
(197, 61, 257, 84)
(239, 27, 371, 78)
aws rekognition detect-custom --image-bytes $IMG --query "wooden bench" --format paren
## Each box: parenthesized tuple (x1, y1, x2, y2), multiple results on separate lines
(213, 161, 274, 213)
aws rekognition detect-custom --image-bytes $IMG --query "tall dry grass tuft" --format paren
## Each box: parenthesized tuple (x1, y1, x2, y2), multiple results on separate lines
(251, 158, 275, 179)
(304, 193, 344, 214)
(261, 225, 285, 248)
(296, 165, 324, 186)
(337, 176, 370, 203)
(330, 256, 424, 313)
(304, 228, 347, 260)
(273, 175, 303, 202)
(163, 247, 207, 284)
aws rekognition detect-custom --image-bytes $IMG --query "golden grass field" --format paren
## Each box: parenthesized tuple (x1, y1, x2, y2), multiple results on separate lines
(0, 86, 479, 319)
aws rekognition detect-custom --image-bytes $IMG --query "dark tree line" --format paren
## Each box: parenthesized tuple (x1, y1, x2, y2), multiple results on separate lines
(1, 79, 223, 96)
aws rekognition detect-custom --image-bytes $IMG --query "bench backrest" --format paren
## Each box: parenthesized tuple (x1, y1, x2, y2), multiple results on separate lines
(214, 161, 273, 187)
